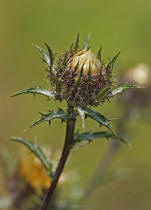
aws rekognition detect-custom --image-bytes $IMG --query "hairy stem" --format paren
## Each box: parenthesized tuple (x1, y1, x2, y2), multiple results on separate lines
(39, 116, 76, 210)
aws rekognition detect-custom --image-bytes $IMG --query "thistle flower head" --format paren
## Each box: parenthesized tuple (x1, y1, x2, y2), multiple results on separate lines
(35, 35, 119, 107)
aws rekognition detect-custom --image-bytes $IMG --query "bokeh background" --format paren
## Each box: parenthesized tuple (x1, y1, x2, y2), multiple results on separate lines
(0, 0, 151, 209)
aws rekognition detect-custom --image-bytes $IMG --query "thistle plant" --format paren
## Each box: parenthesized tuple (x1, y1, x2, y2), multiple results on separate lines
(10, 34, 137, 210)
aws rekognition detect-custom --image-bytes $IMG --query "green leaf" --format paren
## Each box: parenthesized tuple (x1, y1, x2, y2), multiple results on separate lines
(45, 42, 55, 67)
(73, 131, 113, 144)
(83, 107, 130, 146)
(108, 85, 139, 97)
(83, 32, 91, 51)
(84, 107, 113, 132)
(33, 44, 50, 66)
(10, 137, 52, 176)
(98, 85, 139, 102)
(28, 109, 69, 129)
(11, 87, 55, 99)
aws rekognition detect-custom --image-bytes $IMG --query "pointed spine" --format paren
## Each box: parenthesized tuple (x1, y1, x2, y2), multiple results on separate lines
(74, 33, 80, 52)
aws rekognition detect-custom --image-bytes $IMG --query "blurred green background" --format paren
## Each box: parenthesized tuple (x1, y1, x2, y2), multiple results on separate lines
(0, 0, 151, 209)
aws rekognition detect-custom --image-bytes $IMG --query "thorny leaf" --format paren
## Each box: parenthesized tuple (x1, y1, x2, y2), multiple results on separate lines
(28, 109, 69, 130)
(45, 42, 55, 67)
(84, 107, 113, 132)
(73, 131, 114, 145)
(83, 107, 130, 147)
(32, 44, 50, 66)
(98, 85, 139, 102)
(10, 137, 52, 176)
(11, 87, 55, 99)
(108, 85, 140, 97)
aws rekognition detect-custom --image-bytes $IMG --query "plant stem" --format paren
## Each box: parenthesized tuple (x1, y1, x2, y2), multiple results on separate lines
(39, 116, 76, 210)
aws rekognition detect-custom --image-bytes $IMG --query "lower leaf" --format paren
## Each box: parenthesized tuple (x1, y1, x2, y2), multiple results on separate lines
(73, 131, 114, 145)
(10, 137, 52, 177)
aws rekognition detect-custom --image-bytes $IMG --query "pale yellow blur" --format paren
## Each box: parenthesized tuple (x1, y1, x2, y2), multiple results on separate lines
(124, 64, 150, 86)
(19, 151, 50, 195)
